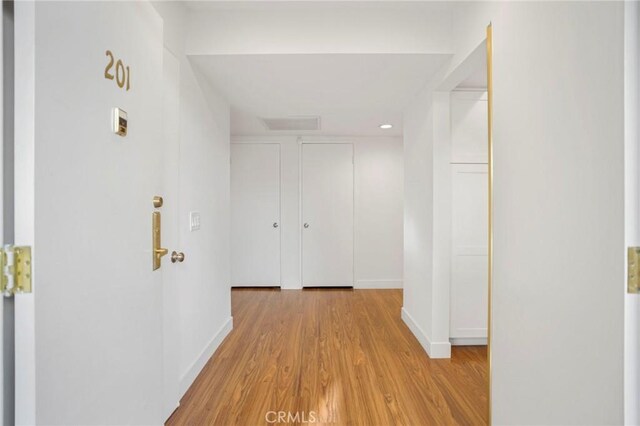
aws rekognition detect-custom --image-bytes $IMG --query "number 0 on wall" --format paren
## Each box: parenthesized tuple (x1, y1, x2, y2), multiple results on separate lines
(104, 50, 131, 91)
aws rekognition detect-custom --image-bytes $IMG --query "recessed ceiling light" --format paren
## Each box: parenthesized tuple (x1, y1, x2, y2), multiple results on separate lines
(379, 124, 393, 129)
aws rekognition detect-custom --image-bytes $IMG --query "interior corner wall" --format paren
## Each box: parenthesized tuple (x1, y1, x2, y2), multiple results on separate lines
(429, 92, 452, 352)
(152, 0, 232, 402)
(231, 136, 403, 290)
(401, 86, 437, 355)
(402, 87, 452, 360)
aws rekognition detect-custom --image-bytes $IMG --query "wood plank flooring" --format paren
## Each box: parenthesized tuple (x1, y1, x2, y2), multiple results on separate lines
(166, 289, 488, 425)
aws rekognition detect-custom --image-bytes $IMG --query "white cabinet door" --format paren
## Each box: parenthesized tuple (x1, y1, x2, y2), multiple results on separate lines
(302, 143, 354, 287)
(450, 164, 488, 342)
(231, 144, 281, 286)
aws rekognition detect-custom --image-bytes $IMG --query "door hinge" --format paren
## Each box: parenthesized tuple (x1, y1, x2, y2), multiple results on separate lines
(628, 247, 640, 294)
(1, 246, 32, 296)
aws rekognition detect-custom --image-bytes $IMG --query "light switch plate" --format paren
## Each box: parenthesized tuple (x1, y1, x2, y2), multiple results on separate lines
(189, 211, 201, 232)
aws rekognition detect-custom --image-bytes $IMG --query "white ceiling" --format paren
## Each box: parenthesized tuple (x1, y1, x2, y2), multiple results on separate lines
(190, 53, 451, 136)
(185, 1, 454, 13)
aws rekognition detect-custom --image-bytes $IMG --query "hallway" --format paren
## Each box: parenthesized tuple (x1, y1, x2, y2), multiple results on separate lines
(2, 1, 636, 424)
(167, 289, 488, 425)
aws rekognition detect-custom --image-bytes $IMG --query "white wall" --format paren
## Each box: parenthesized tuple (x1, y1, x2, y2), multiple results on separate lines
(624, 1, 640, 423)
(232, 136, 403, 290)
(176, 58, 232, 395)
(354, 139, 404, 289)
(406, 89, 489, 355)
(403, 1, 627, 423)
(152, 0, 233, 406)
(450, 91, 487, 163)
(401, 86, 440, 354)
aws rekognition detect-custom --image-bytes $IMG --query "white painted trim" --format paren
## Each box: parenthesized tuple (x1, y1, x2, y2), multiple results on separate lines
(0, 3, 5, 422)
(277, 143, 282, 287)
(401, 308, 451, 359)
(231, 135, 401, 145)
(298, 137, 303, 287)
(300, 136, 400, 144)
(231, 136, 298, 144)
(14, 1, 36, 423)
(355, 279, 402, 289)
(230, 283, 282, 288)
(450, 90, 488, 100)
(450, 337, 487, 346)
(281, 283, 301, 290)
(624, 2, 640, 424)
(451, 88, 488, 95)
(450, 156, 488, 164)
(450, 327, 488, 338)
(178, 316, 233, 397)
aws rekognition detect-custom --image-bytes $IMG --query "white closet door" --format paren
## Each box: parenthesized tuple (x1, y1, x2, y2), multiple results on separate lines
(450, 163, 488, 341)
(231, 144, 281, 286)
(302, 143, 354, 287)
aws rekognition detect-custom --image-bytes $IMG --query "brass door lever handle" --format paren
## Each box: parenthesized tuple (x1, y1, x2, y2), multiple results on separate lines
(152, 211, 168, 271)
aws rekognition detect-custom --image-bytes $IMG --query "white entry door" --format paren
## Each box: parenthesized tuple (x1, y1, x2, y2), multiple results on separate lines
(14, 2, 166, 424)
(231, 144, 281, 286)
(302, 143, 354, 287)
(161, 47, 182, 420)
(450, 163, 488, 343)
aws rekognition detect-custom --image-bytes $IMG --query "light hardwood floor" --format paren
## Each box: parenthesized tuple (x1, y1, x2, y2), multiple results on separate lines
(167, 289, 488, 425)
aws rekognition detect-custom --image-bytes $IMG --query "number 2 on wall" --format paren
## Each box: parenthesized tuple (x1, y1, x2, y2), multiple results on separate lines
(104, 50, 131, 91)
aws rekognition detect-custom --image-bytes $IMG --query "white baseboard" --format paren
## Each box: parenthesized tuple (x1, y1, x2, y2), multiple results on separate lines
(450, 337, 488, 346)
(401, 308, 451, 359)
(281, 284, 302, 290)
(355, 279, 403, 289)
(179, 316, 233, 397)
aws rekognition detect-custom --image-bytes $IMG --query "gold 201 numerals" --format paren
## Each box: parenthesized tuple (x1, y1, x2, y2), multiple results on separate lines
(104, 50, 131, 91)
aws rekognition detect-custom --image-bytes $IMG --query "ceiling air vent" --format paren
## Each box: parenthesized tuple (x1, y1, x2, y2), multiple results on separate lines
(261, 116, 321, 131)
